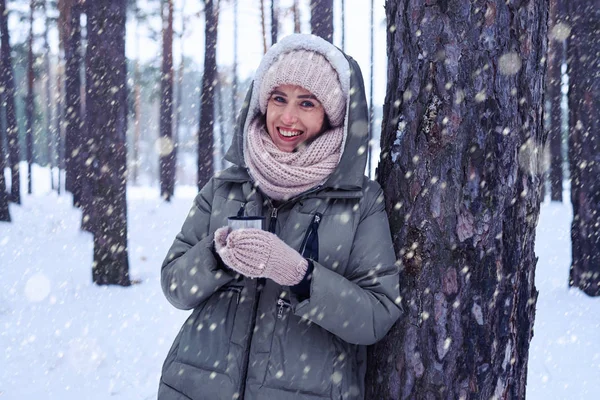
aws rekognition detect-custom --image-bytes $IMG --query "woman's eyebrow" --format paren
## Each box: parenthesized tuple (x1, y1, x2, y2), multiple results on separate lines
(297, 94, 318, 100)
(271, 90, 287, 97)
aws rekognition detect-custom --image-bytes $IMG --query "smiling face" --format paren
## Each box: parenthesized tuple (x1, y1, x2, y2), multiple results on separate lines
(265, 85, 326, 153)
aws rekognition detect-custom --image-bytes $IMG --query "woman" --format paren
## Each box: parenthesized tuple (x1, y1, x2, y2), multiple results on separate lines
(158, 34, 401, 400)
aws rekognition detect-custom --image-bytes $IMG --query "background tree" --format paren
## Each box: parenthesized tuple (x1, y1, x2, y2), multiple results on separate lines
(310, 0, 333, 43)
(567, 0, 599, 296)
(60, 0, 83, 207)
(367, 1, 548, 398)
(197, 0, 218, 190)
(0, 0, 22, 204)
(0, 121, 9, 221)
(547, 0, 566, 202)
(26, 0, 36, 195)
(86, 0, 131, 286)
(159, 0, 175, 201)
(270, 0, 277, 45)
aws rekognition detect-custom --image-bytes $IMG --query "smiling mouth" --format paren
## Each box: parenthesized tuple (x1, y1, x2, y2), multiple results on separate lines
(278, 128, 303, 138)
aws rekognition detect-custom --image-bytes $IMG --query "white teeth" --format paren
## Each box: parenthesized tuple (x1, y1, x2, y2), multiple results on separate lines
(279, 129, 302, 137)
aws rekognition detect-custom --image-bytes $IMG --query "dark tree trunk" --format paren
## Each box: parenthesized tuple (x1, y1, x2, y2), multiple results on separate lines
(310, 0, 333, 43)
(197, 0, 218, 190)
(567, 0, 600, 296)
(367, 1, 548, 398)
(0, 0, 21, 204)
(63, 0, 83, 207)
(547, 0, 565, 202)
(26, 0, 35, 195)
(270, 0, 278, 46)
(159, 0, 175, 201)
(260, 0, 267, 53)
(56, 60, 63, 195)
(232, 0, 238, 112)
(292, 0, 300, 33)
(43, 0, 54, 190)
(0, 114, 9, 221)
(367, 0, 374, 178)
(86, 0, 131, 286)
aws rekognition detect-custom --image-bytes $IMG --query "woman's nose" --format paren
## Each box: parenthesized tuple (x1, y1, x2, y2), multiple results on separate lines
(280, 105, 298, 125)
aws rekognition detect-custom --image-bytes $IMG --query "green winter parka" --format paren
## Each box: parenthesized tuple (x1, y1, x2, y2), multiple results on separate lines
(158, 35, 402, 400)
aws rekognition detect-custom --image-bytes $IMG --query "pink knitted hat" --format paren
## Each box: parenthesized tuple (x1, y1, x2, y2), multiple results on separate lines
(258, 50, 346, 127)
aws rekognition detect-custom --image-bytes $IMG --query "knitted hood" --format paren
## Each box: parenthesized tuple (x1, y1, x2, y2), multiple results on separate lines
(223, 33, 370, 193)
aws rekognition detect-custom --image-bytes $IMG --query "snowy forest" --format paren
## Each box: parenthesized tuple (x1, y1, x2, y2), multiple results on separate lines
(0, 0, 598, 399)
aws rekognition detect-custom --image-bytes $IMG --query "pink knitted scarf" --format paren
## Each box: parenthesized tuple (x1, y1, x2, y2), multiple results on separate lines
(245, 117, 343, 201)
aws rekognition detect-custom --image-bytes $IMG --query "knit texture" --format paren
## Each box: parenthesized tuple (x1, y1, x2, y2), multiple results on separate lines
(245, 117, 343, 200)
(259, 50, 345, 127)
(214, 227, 308, 286)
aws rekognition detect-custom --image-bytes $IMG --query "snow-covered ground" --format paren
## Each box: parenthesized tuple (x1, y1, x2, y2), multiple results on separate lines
(1, 165, 598, 399)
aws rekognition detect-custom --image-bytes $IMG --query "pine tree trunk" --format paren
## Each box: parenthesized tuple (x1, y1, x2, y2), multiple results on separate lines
(260, 0, 267, 53)
(232, 0, 238, 111)
(367, 1, 548, 398)
(43, 0, 54, 190)
(26, 0, 35, 195)
(197, 0, 218, 190)
(86, 0, 131, 286)
(270, 0, 278, 46)
(310, 0, 333, 43)
(0, 116, 9, 221)
(63, 0, 83, 207)
(547, 0, 565, 202)
(292, 0, 300, 33)
(160, 0, 175, 201)
(133, 59, 141, 186)
(0, 0, 22, 204)
(567, 0, 600, 296)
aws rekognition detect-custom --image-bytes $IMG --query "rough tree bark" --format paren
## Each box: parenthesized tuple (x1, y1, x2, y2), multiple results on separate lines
(547, 0, 566, 202)
(0, 118, 9, 221)
(62, 0, 84, 207)
(86, 0, 131, 286)
(159, 0, 175, 201)
(197, 0, 218, 190)
(367, 1, 548, 398)
(567, 0, 600, 296)
(26, 0, 35, 195)
(270, 0, 278, 46)
(0, 0, 21, 204)
(310, 0, 333, 43)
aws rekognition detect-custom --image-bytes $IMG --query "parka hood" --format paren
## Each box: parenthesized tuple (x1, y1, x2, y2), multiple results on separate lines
(223, 33, 370, 193)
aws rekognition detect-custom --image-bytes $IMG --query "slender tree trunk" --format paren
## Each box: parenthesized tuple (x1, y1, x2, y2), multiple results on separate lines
(547, 0, 565, 202)
(292, 0, 300, 33)
(567, 0, 600, 296)
(367, 0, 374, 179)
(26, 0, 35, 195)
(260, 0, 267, 53)
(232, 0, 238, 112)
(43, 0, 54, 190)
(56, 60, 64, 195)
(310, 0, 333, 43)
(216, 77, 226, 171)
(340, 0, 345, 50)
(0, 113, 9, 221)
(270, 0, 278, 46)
(160, 0, 175, 201)
(367, 1, 548, 398)
(63, 0, 83, 207)
(86, 0, 131, 286)
(174, 0, 186, 183)
(0, 0, 21, 204)
(197, 0, 218, 190)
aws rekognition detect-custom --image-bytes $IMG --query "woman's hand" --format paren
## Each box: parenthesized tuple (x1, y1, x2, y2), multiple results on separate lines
(214, 227, 308, 286)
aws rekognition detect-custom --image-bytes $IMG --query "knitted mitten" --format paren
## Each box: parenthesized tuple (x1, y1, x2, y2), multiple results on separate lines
(214, 227, 308, 286)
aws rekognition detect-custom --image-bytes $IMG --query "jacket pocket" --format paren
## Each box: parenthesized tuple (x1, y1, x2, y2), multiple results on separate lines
(263, 297, 335, 397)
(175, 285, 241, 373)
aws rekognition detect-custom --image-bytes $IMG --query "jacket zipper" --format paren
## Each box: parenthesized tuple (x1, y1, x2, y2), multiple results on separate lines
(299, 212, 323, 257)
(238, 203, 278, 399)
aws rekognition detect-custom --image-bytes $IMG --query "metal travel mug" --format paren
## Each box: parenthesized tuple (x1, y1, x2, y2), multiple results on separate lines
(227, 216, 265, 231)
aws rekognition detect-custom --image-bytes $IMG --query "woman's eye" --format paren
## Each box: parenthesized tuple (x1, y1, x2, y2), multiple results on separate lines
(300, 100, 315, 108)
(272, 96, 286, 103)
